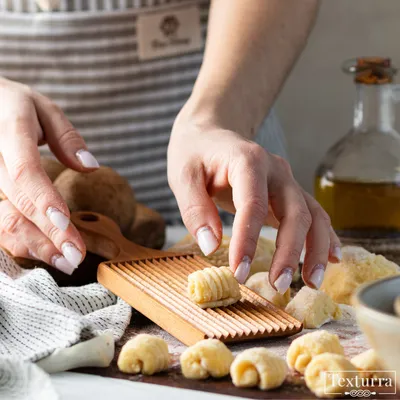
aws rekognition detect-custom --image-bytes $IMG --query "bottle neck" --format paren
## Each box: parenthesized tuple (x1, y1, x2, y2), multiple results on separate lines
(353, 84, 394, 132)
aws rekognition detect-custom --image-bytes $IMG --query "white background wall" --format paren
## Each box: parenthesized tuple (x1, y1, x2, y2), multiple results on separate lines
(276, 0, 400, 194)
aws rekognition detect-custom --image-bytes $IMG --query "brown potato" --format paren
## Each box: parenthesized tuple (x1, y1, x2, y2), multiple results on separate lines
(41, 157, 66, 182)
(125, 203, 166, 249)
(54, 166, 136, 233)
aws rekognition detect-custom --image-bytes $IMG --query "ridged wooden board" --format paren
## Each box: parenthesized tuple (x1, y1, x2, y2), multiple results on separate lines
(72, 211, 303, 346)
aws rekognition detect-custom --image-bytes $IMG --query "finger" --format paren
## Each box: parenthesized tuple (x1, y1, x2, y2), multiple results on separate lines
(0, 126, 72, 232)
(0, 230, 30, 258)
(329, 226, 342, 263)
(0, 158, 86, 267)
(228, 146, 269, 283)
(171, 163, 222, 256)
(301, 191, 331, 290)
(33, 92, 99, 171)
(267, 161, 311, 293)
(0, 201, 76, 274)
(214, 188, 280, 228)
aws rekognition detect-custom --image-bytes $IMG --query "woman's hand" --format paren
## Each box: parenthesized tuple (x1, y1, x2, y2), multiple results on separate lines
(168, 109, 341, 292)
(0, 78, 99, 274)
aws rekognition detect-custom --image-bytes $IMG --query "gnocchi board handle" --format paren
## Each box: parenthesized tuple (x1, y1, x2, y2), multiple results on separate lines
(71, 211, 176, 261)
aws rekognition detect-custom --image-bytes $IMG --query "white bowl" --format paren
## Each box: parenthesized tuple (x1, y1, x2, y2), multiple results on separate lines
(353, 275, 400, 383)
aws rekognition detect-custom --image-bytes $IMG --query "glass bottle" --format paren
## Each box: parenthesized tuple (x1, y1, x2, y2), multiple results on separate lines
(315, 57, 400, 260)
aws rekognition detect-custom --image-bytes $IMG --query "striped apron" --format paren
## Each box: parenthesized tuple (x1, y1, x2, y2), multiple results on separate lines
(0, 0, 287, 223)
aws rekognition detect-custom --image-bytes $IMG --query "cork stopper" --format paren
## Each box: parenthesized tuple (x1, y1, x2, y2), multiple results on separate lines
(343, 57, 397, 84)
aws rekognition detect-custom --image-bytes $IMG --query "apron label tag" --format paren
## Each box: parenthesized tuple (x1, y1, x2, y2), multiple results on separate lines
(137, 5, 203, 61)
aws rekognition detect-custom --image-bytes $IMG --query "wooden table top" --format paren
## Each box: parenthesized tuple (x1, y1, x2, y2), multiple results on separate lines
(39, 253, 394, 400)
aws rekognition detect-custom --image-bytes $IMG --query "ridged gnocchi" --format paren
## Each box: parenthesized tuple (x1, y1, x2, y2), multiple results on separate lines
(305, 353, 357, 398)
(285, 286, 341, 328)
(188, 266, 241, 308)
(180, 339, 233, 379)
(230, 348, 287, 390)
(287, 331, 344, 374)
(117, 334, 170, 375)
(351, 349, 385, 379)
(245, 271, 290, 308)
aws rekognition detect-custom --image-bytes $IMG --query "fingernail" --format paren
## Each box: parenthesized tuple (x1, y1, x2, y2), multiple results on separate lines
(62, 242, 82, 268)
(196, 226, 218, 256)
(52, 255, 76, 275)
(332, 246, 342, 262)
(234, 256, 251, 284)
(28, 250, 40, 260)
(46, 207, 70, 231)
(274, 268, 293, 294)
(309, 264, 325, 290)
(76, 149, 100, 169)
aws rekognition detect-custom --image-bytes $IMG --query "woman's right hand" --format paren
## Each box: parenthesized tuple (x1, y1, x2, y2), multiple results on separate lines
(0, 77, 99, 274)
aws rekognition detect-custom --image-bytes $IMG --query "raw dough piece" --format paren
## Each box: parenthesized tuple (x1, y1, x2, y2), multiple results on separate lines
(320, 246, 400, 305)
(117, 334, 169, 375)
(245, 272, 290, 308)
(188, 266, 241, 308)
(305, 353, 357, 398)
(351, 349, 385, 379)
(285, 286, 341, 328)
(394, 296, 400, 317)
(230, 348, 287, 390)
(180, 339, 233, 379)
(287, 330, 344, 374)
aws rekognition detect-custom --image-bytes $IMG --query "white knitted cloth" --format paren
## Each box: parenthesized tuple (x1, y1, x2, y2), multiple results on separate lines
(0, 249, 132, 399)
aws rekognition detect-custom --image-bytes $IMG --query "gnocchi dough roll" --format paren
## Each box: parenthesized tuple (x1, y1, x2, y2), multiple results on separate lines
(351, 349, 386, 379)
(287, 330, 344, 374)
(180, 339, 233, 379)
(230, 348, 287, 390)
(305, 353, 357, 398)
(188, 266, 241, 308)
(117, 334, 170, 375)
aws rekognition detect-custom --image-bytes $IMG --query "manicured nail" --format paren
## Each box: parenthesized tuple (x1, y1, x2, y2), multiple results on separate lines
(196, 226, 218, 256)
(309, 264, 325, 290)
(76, 149, 99, 169)
(46, 207, 70, 231)
(62, 242, 82, 268)
(28, 250, 40, 260)
(52, 255, 76, 275)
(274, 268, 293, 294)
(234, 256, 251, 284)
(332, 246, 342, 262)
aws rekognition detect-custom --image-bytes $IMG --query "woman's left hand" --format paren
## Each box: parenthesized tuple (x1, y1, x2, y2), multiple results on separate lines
(168, 108, 341, 292)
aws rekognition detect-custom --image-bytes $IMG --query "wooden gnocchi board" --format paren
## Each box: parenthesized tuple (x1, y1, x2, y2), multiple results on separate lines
(72, 212, 303, 346)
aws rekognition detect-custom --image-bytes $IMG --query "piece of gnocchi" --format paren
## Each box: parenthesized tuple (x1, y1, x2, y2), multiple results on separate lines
(287, 330, 344, 374)
(245, 272, 290, 308)
(117, 334, 170, 375)
(285, 286, 341, 328)
(230, 348, 287, 390)
(304, 353, 357, 398)
(188, 266, 241, 308)
(351, 349, 386, 379)
(180, 339, 233, 379)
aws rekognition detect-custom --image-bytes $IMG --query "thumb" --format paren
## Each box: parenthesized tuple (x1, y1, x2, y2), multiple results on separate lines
(33, 92, 99, 172)
(172, 167, 222, 256)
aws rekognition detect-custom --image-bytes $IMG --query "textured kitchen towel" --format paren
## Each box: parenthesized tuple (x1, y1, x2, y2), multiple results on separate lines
(0, 249, 132, 399)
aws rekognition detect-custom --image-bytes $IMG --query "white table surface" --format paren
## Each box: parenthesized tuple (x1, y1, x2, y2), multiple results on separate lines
(50, 226, 281, 400)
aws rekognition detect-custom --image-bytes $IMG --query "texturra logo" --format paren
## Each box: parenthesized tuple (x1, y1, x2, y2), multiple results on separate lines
(160, 15, 180, 37)
(324, 371, 397, 397)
